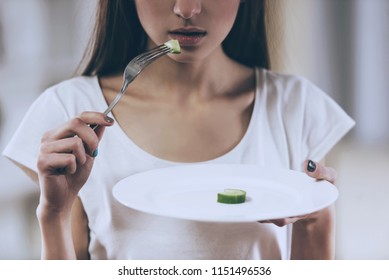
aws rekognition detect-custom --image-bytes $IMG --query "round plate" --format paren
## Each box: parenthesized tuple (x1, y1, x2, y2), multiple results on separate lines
(112, 164, 338, 223)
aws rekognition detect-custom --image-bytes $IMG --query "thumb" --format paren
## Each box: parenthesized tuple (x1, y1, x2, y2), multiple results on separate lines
(304, 160, 337, 184)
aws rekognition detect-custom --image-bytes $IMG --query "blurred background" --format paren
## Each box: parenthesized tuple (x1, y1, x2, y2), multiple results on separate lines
(0, 0, 388, 259)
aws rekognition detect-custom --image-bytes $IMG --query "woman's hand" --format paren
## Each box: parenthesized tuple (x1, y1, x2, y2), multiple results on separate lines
(36, 112, 114, 217)
(259, 160, 337, 259)
(260, 160, 337, 227)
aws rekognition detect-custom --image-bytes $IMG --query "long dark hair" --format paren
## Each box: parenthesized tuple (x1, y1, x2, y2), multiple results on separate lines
(80, 0, 270, 77)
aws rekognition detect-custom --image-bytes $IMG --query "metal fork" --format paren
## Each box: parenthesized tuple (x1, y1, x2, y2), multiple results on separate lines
(89, 44, 173, 131)
(103, 44, 172, 116)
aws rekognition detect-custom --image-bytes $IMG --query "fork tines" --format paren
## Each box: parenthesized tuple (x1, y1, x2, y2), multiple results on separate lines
(136, 44, 171, 65)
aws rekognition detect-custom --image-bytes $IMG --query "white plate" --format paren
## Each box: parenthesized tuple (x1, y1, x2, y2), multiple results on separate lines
(112, 164, 338, 223)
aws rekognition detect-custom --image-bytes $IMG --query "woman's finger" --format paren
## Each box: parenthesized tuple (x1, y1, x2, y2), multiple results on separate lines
(43, 112, 113, 139)
(42, 119, 98, 157)
(259, 213, 311, 227)
(304, 160, 337, 184)
(78, 111, 114, 141)
(260, 218, 300, 227)
(40, 137, 88, 165)
(42, 112, 114, 156)
(37, 152, 78, 175)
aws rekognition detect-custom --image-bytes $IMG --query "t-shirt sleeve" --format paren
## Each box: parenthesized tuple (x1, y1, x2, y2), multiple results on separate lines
(2, 88, 70, 173)
(299, 79, 355, 162)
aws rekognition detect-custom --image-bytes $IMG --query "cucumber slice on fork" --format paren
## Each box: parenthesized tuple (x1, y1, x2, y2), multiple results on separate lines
(164, 39, 181, 54)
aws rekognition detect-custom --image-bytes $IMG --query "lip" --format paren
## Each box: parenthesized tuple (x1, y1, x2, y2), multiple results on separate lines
(168, 27, 207, 47)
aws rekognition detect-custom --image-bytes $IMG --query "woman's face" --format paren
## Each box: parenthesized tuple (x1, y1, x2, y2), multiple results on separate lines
(134, 0, 241, 62)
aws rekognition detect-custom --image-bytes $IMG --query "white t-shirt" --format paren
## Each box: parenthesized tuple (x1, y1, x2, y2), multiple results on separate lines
(3, 68, 355, 259)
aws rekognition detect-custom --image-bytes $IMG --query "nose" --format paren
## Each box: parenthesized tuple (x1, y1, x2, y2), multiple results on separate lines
(173, 0, 202, 20)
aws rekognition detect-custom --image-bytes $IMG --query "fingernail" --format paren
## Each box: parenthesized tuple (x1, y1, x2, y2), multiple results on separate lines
(105, 116, 114, 123)
(307, 160, 316, 172)
(92, 149, 99, 158)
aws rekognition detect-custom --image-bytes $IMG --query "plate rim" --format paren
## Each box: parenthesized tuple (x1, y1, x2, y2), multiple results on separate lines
(112, 164, 338, 223)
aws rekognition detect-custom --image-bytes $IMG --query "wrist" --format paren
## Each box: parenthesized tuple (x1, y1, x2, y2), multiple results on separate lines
(36, 202, 72, 224)
(36, 190, 77, 219)
(36, 205, 76, 260)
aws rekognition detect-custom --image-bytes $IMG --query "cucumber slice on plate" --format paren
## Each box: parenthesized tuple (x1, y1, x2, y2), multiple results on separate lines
(217, 189, 247, 204)
(164, 39, 181, 54)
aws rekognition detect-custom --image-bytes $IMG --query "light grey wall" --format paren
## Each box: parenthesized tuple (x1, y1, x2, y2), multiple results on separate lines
(351, 0, 389, 145)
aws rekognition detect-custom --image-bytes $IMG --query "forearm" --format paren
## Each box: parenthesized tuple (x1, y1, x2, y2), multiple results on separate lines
(37, 207, 77, 260)
(291, 205, 336, 259)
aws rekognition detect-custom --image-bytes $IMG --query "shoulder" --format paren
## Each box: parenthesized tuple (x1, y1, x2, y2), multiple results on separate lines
(256, 68, 331, 109)
(255, 68, 354, 130)
(39, 75, 103, 114)
(255, 69, 355, 164)
(259, 68, 324, 97)
(43, 75, 99, 97)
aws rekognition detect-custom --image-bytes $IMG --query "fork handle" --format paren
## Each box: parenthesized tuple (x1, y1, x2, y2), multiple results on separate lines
(88, 97, 121, 131)
(103, 90, 123, 115)
(104, 79, 131, 115)
(90, 79, 130, 131)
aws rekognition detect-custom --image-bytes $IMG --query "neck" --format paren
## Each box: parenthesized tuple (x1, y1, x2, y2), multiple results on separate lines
(131, 47, 243, 101)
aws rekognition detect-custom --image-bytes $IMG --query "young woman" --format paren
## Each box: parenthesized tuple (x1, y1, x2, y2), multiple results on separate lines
(3, 0, 354, 259)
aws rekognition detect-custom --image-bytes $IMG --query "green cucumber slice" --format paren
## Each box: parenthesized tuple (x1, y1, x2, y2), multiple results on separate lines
(164, 39, 181, 54)
(217, 189, 246, 204)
